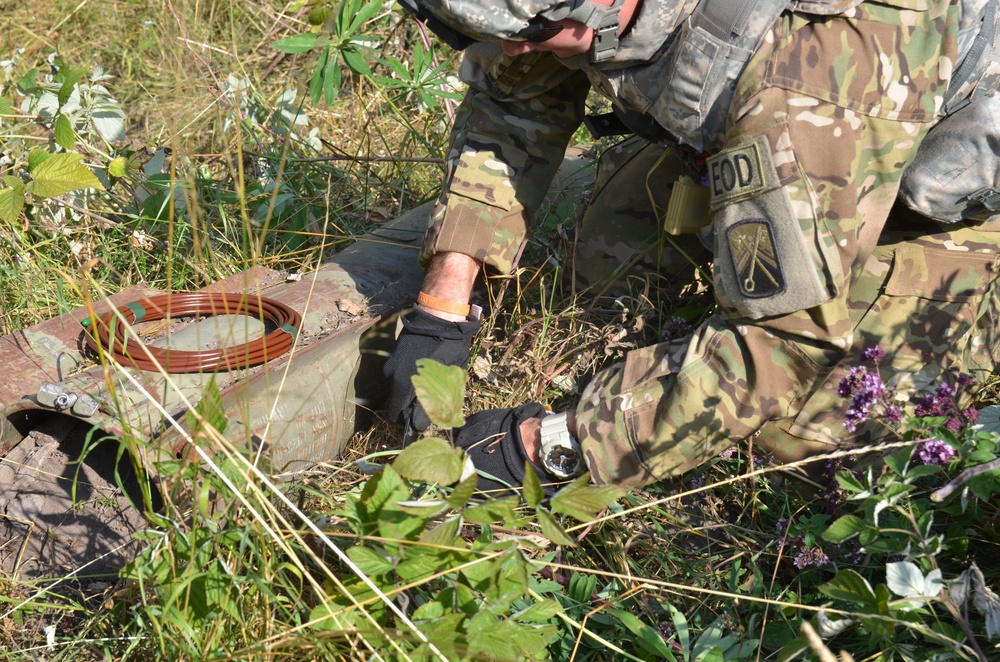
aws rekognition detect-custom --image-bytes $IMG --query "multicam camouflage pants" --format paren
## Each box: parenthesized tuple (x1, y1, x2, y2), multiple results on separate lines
(575, 136, 1000, 472)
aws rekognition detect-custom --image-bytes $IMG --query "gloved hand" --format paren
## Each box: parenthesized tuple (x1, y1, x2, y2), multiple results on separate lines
(383, 307, 479, 437)
(454, 403, 554, 496)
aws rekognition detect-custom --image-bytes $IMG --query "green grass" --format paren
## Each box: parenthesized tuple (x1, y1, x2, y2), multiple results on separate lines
(2, 3, 1000, 662)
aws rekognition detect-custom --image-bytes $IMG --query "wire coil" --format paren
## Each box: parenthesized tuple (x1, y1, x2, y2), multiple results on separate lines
(84, 292, 302, 373)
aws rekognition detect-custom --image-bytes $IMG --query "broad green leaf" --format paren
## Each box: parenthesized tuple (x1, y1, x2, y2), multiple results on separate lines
(412, 358, 467, 429)
(0, 97, 13, 115)
(379, 499, 430, 543)
(822, 514, 868, 543)
(412, 600, 445, 621)
(464, 495, 519, 525)
(56, 66, 87, 107)
(835, 470, 867, 493)
(776, 634, 810, 662)
(54, 114, 75, 150)
(108, 156, 129, 178)
(694, 647, 726, 662)
(536, 509, 576, 547)
(31, 152, 103, 198)
(27, 149, 51, 171)
(360, 465, 408, 514)
(467, 612, 557, 662)
(522, 461, 544, 509)
(818, 569, 876, 605)
(447, 473, 479, 509)
(393, 436, 465, 485)
(604, 607, 677, 660)
(550, 475, 623, 522)
(0, 180, 25, 225)
(513, 599, 562, 624)
(976, 405, 1000, 434)
(419, 515, 461, 546)
(345, 545, 394, 576)
(272, 33, 319, 53)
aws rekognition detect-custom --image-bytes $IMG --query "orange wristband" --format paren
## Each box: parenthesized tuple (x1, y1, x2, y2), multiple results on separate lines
(417, 291, 471, 317)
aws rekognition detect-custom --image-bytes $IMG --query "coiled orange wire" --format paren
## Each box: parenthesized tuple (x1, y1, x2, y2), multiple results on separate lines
(84, 292, 302, 373)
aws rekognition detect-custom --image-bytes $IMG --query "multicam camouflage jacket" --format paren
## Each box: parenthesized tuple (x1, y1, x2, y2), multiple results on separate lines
(421, 0, 1000, 486)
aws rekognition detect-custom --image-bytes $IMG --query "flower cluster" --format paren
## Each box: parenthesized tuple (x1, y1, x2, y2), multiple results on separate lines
(912, 375, 979, 433)
(917, 438, 958, 466)
(660, 316, 694, 342)
(793, 546, 831, 570)
(837, 346, 901, 432)
(777, 517, 831, 570)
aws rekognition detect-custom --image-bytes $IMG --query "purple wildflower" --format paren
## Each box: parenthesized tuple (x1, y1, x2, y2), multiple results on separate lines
(962, 407, 980, 425)
(718, 446, 737, 460)
(839, 367, 887, 432)
(690, 476, 704, 489)
(885, 405, 904, 424)
(661, 316, 694, 342)
(793, 546, 830, 569)
(776, 517, 789, 535)
(862, 346, 885, 362)
(917, 439, 957, 466)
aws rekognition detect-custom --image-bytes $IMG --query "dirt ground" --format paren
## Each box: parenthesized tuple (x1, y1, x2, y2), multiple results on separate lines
(0, 417, 151, 581)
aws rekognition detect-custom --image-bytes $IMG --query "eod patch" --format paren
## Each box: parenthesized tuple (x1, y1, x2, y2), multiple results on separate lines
(711, 136, 831, 319)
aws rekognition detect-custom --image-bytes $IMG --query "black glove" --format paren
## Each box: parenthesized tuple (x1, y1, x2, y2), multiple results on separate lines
(383, 307, 479, 436)
(454, 403, 555, 496)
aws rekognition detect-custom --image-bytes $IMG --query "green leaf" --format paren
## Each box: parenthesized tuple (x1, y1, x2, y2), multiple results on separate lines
(341, 48, 372, 77)
(447, 473, 479, 509)
(31, 152, 104, 198)
(0, 97, 13, 115)
(604, 607, 678, 660)
(818, 569, 876, 606)
(393, 436, 465, 485)
(550, 475, 623, 522)
(822, 514, 868, 543)
(522, 461, 544, 509)
(536, 509, 577, 547)
(189, 378, 227, 435)
(108, 156, 129, 178)
(464, 495, 519, 525)
(419, 515, 461, 546)
(27, 149, 50, 171)
(54, 114, 75, 150)
(346, 545, 394, 576)
(0, 180, 25, 225)
(412, 358, 467, 429)
(835, 470, 867, 493)
(514, 599, 562, 624)
(272, 32, 319, 53)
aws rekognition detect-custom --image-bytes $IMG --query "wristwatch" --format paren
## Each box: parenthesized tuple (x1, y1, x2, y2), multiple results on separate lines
(538, 412, 585, 479)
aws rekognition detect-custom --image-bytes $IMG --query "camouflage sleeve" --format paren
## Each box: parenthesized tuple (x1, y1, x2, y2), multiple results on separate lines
(421, 44, 590, 274)
(574, 0, 960, 486)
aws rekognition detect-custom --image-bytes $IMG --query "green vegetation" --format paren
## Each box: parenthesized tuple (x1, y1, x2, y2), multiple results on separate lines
(1, 2, 999, 661)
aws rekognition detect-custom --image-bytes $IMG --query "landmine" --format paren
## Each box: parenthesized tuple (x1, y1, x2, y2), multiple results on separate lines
(0, 149, 594, 581)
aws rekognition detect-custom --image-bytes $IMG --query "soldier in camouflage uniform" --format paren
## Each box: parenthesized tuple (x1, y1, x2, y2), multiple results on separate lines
(385, 0, 1000, 490)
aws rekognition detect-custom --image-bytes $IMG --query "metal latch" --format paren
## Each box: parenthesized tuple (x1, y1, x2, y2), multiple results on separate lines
(35, 382, 100, 417)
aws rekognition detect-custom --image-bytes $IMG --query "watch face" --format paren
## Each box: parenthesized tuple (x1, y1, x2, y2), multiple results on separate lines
(544, 445, 583, 478)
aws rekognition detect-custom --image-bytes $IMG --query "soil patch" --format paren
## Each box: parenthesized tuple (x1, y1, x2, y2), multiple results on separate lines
(0, 417, 152, 581)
